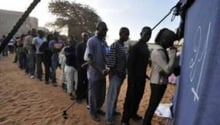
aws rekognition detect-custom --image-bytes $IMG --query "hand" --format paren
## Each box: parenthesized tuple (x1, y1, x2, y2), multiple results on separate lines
(169, 47, 177, 58)
(145, 75, 150, 80)
(102, 69, 109, 76)
(58, 64, 61, 69)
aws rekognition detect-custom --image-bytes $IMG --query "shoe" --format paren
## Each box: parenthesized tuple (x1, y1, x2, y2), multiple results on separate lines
(121, 122, 129, 125)
(52, 81, 57, 84)
(113, 111, 121, 116)
(131, 114, 142, 121)
(91, 115, 100, 122)
(30, 75, 35, 79)
(62, 83, 67, 92)
(38, 78, 43, 81)
(70, 94, 75, 100)
(97, 109, 105, 116)
(86, 105, 90, 110)
(45, 81, 49, 84)
(76, 99, 82, 104)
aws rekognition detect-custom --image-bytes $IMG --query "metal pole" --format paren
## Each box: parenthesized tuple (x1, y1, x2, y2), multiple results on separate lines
(0, 0, 41, 53)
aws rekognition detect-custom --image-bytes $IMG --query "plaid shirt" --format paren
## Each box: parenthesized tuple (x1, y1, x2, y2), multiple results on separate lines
(107, 40, 127, 78)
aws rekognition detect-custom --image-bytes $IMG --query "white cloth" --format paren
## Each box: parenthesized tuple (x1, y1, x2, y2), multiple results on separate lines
(64, 65, 78, 93)
(155, 103, 172, 118)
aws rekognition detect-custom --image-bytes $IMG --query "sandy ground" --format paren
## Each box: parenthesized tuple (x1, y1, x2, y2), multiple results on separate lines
(0, 55, 175, 125)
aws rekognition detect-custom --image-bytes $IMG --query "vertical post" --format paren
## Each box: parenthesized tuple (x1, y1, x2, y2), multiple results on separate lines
(0, 0, 41, 53)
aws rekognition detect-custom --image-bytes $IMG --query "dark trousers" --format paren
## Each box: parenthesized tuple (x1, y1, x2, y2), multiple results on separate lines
(121, 78, 146, 123)
(2, 46, 8, 56)
(36, 54, 43, 79)
(51, 54, 58, 83)
(19, 51, 27, 70)
(142, 84, 167, 125)
(43, 55, 51, 82)
(76, 69, 88, 100)
(88, 79, 106, 117)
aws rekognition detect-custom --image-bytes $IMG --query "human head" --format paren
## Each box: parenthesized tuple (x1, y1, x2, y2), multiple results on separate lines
(81, 32, 89, 43)
(20, 34, 26, 40)
(140, 26, 152, 43)
(96, 21, 108, 39)
(119, 27, 130, 42)
(31, 28, 37, 37)
(68, 39, 76, 46)
(38, 30, 45, 38)
(47, 34, 53, 42)
(53, 31, 59, 41)
(155, 28, 177, 49)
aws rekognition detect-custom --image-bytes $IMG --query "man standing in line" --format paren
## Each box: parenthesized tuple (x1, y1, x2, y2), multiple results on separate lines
(24, 29, 37, 79)
(84, 21, 109, 122)
(64, 39, 77, 98)
(75, 32, 89, 102)
(105, 27, 130, 125)
(39, 34, 53, 84)
(121, 27, 152, 125)
(32, 30, 45, 81)
(49, 32, 63, 85)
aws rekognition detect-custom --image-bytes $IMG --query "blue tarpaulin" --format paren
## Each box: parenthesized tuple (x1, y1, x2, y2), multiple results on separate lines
(174, 0, 220, 125)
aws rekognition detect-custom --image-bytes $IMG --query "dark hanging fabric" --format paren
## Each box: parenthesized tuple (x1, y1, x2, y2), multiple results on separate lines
(175, 0, 196, 40)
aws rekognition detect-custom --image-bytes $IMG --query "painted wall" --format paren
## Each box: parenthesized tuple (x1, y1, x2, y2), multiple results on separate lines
(0, 9, 38, 38)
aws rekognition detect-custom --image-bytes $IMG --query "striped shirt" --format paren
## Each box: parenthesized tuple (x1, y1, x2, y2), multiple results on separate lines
(107, 40, 127, 78)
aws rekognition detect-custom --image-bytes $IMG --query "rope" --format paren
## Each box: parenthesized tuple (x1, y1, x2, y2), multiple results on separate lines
(152, 5, 177, 31)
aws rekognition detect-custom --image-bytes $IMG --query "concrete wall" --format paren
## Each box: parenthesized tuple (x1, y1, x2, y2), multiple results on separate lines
(0, 9, 38, 38)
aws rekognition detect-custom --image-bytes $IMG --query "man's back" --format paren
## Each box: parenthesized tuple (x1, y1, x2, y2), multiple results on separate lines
(127, 40, 150, 79)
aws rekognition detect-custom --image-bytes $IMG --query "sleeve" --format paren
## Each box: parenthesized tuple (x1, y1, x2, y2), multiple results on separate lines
(152, 49, 176, 74)
(76, 43, 82, 68)
(127, 45, 137, 77)
(32, 37, 36, 45)
(107, 43, 116, 68)
(84, 39, 95, 62)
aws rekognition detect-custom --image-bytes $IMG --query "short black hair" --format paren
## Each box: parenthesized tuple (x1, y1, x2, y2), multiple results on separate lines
(96, 21, 108, 31)
(119, 27, 129, 36)
(140, 26, 152, 36)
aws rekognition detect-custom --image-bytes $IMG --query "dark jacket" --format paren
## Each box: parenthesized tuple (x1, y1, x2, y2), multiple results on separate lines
(64, 45, 76, 68)
(127, 40, 150, 82)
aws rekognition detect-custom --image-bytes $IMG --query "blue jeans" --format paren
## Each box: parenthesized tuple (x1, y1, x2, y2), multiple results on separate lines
(106, 75, 124, 121)
(51, 54, 58, 83)
(28, 53, 36, 76)
(88, 79, 106, 117)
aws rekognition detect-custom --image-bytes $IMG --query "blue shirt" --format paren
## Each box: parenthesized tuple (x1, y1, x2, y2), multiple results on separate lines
(84, 36, 109, 80)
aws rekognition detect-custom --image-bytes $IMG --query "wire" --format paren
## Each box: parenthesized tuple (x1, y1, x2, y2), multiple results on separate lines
(152, 5, 177, 31)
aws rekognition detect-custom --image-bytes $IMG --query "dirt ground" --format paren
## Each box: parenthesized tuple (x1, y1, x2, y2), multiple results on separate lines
(0, 55, 175, 125)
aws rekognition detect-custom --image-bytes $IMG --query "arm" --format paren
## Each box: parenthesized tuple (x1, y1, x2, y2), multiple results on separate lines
(152, 49, 176, 74)
(127, 46, 136, 79)
(84, 38, 95, 62)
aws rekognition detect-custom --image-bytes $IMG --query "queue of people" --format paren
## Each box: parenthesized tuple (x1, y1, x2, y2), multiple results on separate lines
(0, 21, 180, 125)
